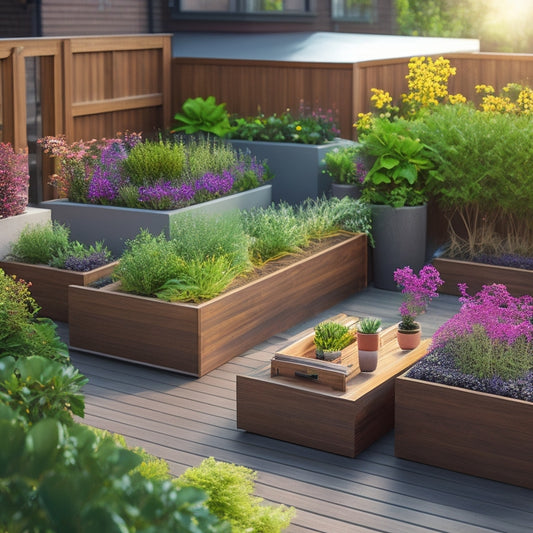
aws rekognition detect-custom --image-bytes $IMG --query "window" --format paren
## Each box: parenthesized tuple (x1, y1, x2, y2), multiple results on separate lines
(176, 0, 312, 15)
(331, 0, 375, 23)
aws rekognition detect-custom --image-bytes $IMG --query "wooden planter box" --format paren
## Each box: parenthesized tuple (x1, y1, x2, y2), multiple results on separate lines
(433, 257, 533, 297)
(68, 234, 368, 377)
(0, 260, 118, 322)
(395, 375, 533, 489)
(41, 185, 272, 257)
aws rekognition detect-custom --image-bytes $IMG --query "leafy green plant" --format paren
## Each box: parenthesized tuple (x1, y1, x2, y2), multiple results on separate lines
(357, 317, 382, 334)
(358, 118, 436, 207)
(176, 457, 295, 533)
(172, 96, 233, 137)
(0, 409, 228, 533)
(10, 222, 70, 264)
(314, 321, 355, 354)
(0, 356, 87, 424)
(112, 230, 184, 296)
(323, 145, 366, 185)
(183, 136, 238, 178)
(122, 139, 186, 185)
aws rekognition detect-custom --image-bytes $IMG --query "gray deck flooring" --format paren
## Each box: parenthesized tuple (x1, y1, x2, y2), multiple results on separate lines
(63, 286, 533, 532)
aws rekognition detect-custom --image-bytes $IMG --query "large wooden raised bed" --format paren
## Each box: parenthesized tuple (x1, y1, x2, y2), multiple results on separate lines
(0, 260, 118, 322)
(68, 234, 367, 377)
(395, 374, 533, 489)
(433, 257, 533, 297)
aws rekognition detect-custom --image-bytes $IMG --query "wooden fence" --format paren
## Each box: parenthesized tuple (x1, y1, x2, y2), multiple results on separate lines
(0, 34, 171, 200)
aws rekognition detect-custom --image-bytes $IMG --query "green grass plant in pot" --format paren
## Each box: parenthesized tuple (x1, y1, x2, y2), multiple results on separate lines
(323, 145, 366, 200)
(314, 321, 355, 361)
(356, 316, 383, 372)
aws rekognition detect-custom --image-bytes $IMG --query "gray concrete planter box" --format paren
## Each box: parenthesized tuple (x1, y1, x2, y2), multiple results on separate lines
(228, 139, 356, 205)
(41, 185, 272, 256)
(0, 207, 51, 260)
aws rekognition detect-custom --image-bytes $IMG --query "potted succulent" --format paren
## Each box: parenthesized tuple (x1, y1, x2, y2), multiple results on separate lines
(322, 145, 366, 200)
(0, 142, 50, 259)
(314, 320, 356, 361)
(39, 133, 272, 256)
(356, 316, 382, 372)
(0, 221, 117, 322)
(395, 282, 533, 489)
(393, 264, 443, 349)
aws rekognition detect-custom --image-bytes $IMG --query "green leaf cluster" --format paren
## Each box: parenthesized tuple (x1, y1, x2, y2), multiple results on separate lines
(172, 96, 233, 137)
(323, 145, 363, 184)
(357, 317, 382, 334)
(176, 457, 295, 533)
(314, 321, 355, 353)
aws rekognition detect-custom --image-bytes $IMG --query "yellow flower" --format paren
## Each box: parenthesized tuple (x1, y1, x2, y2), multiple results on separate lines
(295, 125, 302, 131)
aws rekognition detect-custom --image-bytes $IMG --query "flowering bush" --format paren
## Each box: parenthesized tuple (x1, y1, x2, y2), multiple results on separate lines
(228, 100, 340, 145)
(39, 134, 269, 210)
(408, 283, 533, 401)
(393, 265, 444, 330)
(0, 143, 29, 219)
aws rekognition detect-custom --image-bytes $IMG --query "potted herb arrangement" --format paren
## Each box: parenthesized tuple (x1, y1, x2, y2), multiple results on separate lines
(0, 222, 117, 322)
(322, 145, 366, 200)
(39, 134, 272, 256)
(393, 265, 443, 349)
(395, 283, 533, 489)
(68, 197, 371, 376)
(173, 96, 357, 205)
(314, 320, 356, 361)
(356, 316, 382, 372)
(0, 143, 50, 259)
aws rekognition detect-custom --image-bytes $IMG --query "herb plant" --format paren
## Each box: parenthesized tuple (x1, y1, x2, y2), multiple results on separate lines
(0, 143, 29, 219)
(314, 321, 355, 356)
(323, 145, 367, 185)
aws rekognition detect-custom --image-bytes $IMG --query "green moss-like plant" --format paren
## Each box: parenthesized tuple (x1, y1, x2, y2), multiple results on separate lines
(176, 457, 295, 533)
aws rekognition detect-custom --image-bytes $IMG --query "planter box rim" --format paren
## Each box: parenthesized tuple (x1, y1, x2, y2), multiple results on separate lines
(1, 259, 119, 275)
(434, 256, 532, 274)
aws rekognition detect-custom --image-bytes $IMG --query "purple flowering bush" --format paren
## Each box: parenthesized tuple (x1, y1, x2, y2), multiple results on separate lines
(0, 143, 29, 219)
(407, 283, 533, 401)
(393, 265, 444, 330)
(39, 134, 269, 210)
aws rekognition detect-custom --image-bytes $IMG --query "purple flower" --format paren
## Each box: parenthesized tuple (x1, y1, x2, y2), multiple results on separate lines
(138, 181, 195, 210)
(394, 265, 444, 329)
(87, 176, 118, 203)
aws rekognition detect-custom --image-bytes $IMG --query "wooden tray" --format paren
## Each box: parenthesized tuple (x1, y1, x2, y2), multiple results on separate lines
(271, 314, 397, 391)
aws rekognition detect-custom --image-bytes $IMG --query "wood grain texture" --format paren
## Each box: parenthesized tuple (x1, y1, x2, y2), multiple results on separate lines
(433, 257, 533, 297)
(69, 234, 367, 377)
(237, 338, 430, 457)
(395, 375, 533, 490)
(0, 260, 117, 322)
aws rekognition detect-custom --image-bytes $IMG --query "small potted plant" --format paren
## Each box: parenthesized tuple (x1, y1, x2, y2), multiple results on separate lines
(356, 316, 382, 372)
(393, 264, 443, 349)
(314, 321, 355, 361)
(323, 145, 366, 200)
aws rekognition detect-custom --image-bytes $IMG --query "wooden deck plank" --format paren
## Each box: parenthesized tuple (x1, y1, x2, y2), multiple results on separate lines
(66, 287, 533, 533)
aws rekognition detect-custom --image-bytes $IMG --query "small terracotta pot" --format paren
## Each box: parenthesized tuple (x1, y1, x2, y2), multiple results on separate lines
(357, 332, 380, 351)
(358, 349, 378, 372)
(397, 324, 422, 350)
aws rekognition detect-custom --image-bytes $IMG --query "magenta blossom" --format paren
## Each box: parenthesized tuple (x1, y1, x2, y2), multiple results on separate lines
(394, 265, 444, 329)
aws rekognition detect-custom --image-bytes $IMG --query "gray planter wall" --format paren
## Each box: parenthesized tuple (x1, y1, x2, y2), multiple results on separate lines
(371, 204, 427, 291)
(228, 138, 356, 205)
(41, 185, 272, 257)
(0, 207, 51, 260)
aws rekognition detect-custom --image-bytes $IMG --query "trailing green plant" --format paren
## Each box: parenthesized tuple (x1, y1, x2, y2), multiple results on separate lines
(9, 221, 113, 271)
(122, 139, 186, 186)
(323, 145, 367, 185)
(314, 321, 355, 354)
(170, 211, 251, 271)
(358, 118, 436, 207)
(0, 269, 69, 363)
(172, 96, 233, 137)
(357, 317, 382, 334)
(175, 457, 295, 533)
(0, 408, 229, 533)
(241, 202, 309, 264)
(112, 230, 184, 296)
(0, 355, 87, 424)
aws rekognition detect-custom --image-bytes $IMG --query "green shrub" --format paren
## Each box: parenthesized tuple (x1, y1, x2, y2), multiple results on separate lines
(184, 137, 238, 179)
(323, 145, 364, 184)
(0, 356, 87, 424)
(176, 457, 295, 533)
(0, 409, 228, 533)
(10, 222, 70, 264)
(112, 230, 184, 296)
(242, 203, 309, 264)
(122, 140, 186, 185)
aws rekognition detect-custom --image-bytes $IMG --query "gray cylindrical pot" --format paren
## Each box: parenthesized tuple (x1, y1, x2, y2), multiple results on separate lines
(331, 183, 361, 200)
(371, 203, 427, 291)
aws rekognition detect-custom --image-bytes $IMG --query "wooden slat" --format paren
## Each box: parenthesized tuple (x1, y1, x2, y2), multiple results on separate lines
(72, 93, 163, 116)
